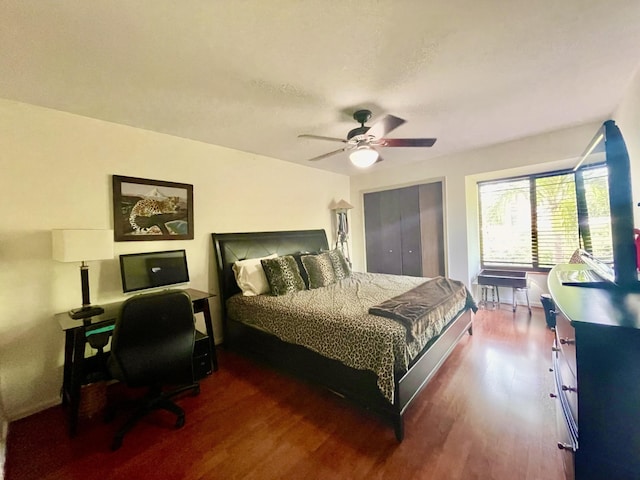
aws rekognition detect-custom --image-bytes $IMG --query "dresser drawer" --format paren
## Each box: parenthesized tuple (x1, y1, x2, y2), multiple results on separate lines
(555, 312, 576, 378)
(553, 352, 577, 480)
(555, 404, 576, 480)
(554, 339, 578, 426)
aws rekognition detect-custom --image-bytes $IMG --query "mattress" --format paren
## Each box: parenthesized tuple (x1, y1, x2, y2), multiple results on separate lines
(226, 272, 470, 402)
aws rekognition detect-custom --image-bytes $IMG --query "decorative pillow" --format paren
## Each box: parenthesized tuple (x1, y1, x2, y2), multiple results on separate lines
(301, 252, 336, 289)
(327, 248, 351, 280)
(261, 255, 306, 296)
(291, 251, 316, 289)
(232, 253, 277, 296)
(568, 249, 586, 264)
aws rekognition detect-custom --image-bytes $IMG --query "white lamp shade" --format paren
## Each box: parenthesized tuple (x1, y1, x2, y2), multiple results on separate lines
(349, 147, 379, 168)
(52, 229, 114, 262)
(331, 199, 354, 211)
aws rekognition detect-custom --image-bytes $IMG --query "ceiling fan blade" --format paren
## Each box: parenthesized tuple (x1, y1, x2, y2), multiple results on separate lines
(307, 147, 349, 162)
(298, 134, 347, 143)
(366, 114, 406, 139)
(379, 138, 437, 147)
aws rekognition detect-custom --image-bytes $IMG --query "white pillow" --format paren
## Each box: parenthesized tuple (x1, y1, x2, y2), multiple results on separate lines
(232, 253, 277, 296)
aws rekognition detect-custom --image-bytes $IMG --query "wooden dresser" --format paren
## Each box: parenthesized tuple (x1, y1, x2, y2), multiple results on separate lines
(548, 264, 640, 480)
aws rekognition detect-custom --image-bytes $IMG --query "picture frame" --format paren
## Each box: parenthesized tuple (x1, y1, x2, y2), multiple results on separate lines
(112, 175, 194, 242)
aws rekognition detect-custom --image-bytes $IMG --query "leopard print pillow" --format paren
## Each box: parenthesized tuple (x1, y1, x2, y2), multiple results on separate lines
(291, 251, 316, 289)
(327, 249, 351, 280)
(568, 249, 586, 264)
(301, 252, 336, 289)
(261, 255, 306, 296)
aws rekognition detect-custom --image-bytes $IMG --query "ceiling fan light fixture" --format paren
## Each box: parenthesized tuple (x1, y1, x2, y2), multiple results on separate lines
(349, 146, 378, 168)
(301, 110, 436, 165)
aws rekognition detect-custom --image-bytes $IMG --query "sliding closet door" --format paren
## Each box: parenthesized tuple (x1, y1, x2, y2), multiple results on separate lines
(364, 181, 445, 277)
(364, 185, 421, 276)
(364, 190, 403, 274)
(399, 186, 422, 277)
(419, 182, 445, 277)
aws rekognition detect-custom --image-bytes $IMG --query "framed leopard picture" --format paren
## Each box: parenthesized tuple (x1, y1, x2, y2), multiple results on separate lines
(112, 175, 194, 241)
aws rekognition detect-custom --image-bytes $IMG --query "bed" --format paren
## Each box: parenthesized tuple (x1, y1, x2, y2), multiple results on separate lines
(212, 229, 475, 441)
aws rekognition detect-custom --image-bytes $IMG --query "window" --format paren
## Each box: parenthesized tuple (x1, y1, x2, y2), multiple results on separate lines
(579, 167, 613, 262)
(478, 165, 611, 271)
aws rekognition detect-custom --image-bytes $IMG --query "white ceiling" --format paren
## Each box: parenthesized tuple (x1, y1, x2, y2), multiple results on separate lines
(2, 1, 640, 175)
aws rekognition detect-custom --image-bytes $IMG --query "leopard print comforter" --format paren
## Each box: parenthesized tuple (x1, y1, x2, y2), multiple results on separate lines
(226, 272, 470, 403)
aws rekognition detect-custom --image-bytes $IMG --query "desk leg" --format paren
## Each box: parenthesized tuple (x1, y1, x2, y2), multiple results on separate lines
(61, 330, 74, 408)
(199, 298, 218, 372)
(68, 327, 86, 437)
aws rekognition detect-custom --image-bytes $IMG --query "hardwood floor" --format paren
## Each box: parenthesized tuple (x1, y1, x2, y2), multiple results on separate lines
(6, 307, 564, 480)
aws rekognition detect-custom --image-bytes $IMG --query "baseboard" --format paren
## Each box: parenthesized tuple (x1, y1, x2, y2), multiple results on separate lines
(488, 301, 542, 308)
(9, 397, 60, 422)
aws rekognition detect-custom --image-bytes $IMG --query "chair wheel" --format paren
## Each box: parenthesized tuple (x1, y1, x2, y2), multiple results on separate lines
(175, 415, 185, 428)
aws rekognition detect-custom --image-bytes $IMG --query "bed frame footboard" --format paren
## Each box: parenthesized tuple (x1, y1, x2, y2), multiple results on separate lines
(394, 308, 473, 440)
(225, 305, 472, 442)
(397, 309, 473, 415)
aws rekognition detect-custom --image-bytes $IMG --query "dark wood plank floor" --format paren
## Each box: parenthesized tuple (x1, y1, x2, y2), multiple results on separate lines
(6, 307, 564, 480)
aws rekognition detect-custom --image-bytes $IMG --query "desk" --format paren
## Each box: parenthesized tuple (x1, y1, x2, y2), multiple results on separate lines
(55, 288, 217, 436)
(477, 269, 531, 313)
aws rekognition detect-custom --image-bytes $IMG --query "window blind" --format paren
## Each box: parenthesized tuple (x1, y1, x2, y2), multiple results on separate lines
(478, 165, 611, 271)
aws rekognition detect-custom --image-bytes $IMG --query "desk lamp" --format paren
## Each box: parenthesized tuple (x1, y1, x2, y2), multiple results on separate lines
(52, 229, 114, 319)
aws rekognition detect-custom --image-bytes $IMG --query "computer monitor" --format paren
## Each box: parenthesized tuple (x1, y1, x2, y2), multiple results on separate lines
(574, 120, 639, 290)
(119, 249, 189, 293)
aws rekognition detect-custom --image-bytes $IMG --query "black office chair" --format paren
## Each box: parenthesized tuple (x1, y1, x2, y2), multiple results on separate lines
(107, 289, 200, 450)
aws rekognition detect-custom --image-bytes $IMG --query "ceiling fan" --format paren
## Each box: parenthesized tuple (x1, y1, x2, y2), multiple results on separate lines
(298, 109, 437, 168)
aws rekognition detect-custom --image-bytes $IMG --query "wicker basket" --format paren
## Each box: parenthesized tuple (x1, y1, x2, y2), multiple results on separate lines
(78, 381, 107, 419)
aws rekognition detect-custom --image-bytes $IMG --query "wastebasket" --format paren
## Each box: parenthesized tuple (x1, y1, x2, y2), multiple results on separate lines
(540, 294, 556, 329)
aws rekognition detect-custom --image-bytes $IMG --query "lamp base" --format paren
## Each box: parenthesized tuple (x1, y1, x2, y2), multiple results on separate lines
(69, 305, 105, 320)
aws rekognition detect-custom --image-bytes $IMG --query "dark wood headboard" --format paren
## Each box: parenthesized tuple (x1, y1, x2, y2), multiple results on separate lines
(211, 229, 329, 308)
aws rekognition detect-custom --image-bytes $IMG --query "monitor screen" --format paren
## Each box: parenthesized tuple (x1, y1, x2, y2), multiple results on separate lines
(575, 120, 639, 288)
(119, 249, 189, 293)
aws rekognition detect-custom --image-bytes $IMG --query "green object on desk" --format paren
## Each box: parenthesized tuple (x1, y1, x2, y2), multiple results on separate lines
(85, 324, 114, 337)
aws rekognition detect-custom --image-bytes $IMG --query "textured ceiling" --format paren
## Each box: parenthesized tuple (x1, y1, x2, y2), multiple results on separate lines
(2, 1, 640, 175)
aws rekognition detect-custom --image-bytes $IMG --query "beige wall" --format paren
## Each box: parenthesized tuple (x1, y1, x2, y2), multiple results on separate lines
(0, 99, 349, 420)
(614, 66, 640, 226)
